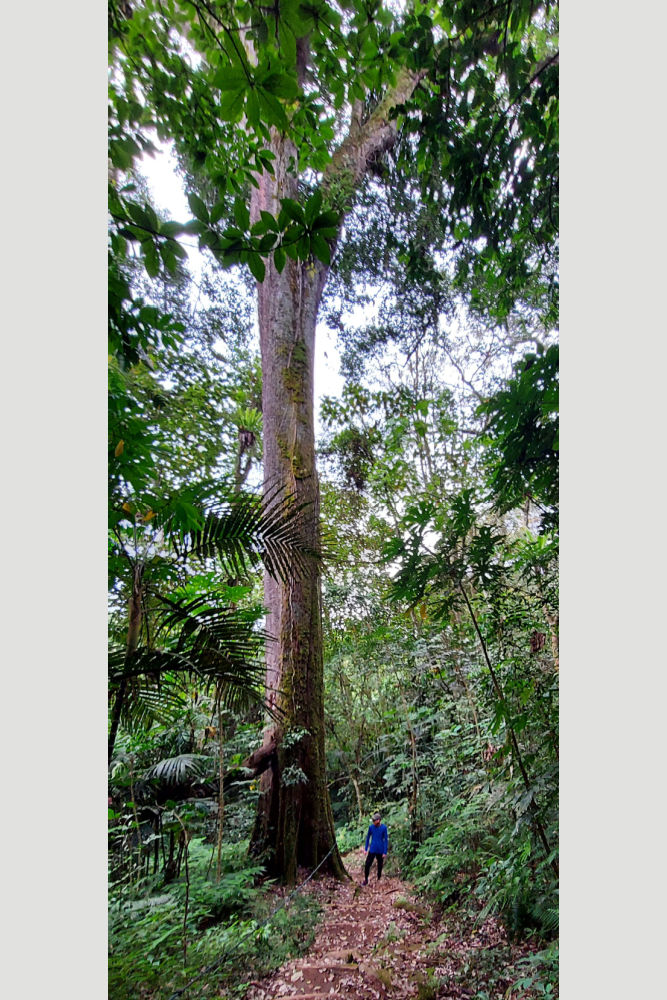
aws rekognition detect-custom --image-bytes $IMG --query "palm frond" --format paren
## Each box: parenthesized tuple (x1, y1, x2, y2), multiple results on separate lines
(173, 482, 320, 582)
(157, 597, 265, 673)
(109, 647, 198, 685)
(109, 590, 275, 718)
(144, 753, 216, 787)
(122, 682, 188, 733)
(108, 655, 190, 733)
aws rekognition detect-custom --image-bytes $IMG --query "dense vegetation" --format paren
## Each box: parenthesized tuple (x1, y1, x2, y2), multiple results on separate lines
(109, 1, 558, 997)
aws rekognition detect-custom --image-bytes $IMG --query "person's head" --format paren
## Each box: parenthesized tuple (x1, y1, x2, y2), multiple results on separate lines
(372, 811, 381, 825)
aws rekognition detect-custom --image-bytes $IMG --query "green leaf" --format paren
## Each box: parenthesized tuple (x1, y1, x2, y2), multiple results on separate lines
(170, 240, 187, 260)
(219, 89, 245, 122)
(182, 219, 206, 235)
(143, 243, 160, 278)
(159, 221, 183, 237)
(258, 89, 289, 131)
(312, 210, 340, 230)
(258, 233, 277, 253)
(210, 199, 227, 225)
(214, 68, 250, 92)
(246, 88, 261, 126)
(280, 198, 305, 225)
(247, 254, 266, 282)
(127, 203, 155, 232)
(262, 72, 299, 100)
(159, 243, 177, 275)
(251, 211, 277, 236)
(310, 233, 331, 265)
(278, 18, 297, 63)
(233, 199, 250, 232)
(274, 245, 286, 273)
(188, 193, 209, 223)
(304, 189, 323, 227)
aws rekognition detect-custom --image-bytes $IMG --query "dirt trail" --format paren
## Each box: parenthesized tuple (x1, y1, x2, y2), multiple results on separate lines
(243, 855, 482, 999)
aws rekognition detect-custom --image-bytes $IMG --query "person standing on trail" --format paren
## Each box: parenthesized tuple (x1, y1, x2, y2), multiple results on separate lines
(363, 811, 388, 884)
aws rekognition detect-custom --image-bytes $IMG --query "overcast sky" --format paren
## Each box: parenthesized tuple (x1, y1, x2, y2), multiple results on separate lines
(141, 137, 346, 414)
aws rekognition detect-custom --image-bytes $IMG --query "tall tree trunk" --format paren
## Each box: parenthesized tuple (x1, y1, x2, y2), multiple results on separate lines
(247, 57, 424, 884)
(248, 129, 346, 883)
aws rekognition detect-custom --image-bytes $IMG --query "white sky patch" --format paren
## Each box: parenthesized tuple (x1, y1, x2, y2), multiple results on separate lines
(142, 139, 189, 217)
(139, 138, 347, 431)
(141, 137, 206, 282)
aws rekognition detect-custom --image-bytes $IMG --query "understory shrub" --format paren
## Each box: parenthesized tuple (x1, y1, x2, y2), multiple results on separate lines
(108, 837, 322, 999)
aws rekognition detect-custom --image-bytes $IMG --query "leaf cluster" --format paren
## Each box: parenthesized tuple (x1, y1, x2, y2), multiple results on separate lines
(478, 343, 558, 529)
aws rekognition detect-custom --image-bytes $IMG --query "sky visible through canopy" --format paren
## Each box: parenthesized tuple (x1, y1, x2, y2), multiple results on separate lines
(140, 137, 347, 423)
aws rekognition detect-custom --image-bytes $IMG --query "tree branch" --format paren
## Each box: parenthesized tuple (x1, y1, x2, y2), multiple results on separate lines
(320, 65, 426, 213)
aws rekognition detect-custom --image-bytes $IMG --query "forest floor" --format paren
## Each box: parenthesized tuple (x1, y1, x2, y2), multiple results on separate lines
(242, 852, 543, 1000)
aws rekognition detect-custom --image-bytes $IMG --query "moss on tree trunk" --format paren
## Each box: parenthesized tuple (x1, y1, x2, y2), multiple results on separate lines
(248, 131, 347, 883)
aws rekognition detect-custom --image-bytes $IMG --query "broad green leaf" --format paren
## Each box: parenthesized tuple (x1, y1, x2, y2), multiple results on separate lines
(258, 233, 277, 253)
(181, 219, 206, 235)
(274, 245, 286, 273)
(213, 68, 250, 92)
(143, 243, 160, 278)
(258, 89, 289, 131)
(246, 88, 261, 126)
(233, 199, 250, 232)
(280, 198, 305, 225)
(219, 88, 245, 122)
(310, 232, 331, 265)
(159, 243, 178, 275)
(247, 254, 266, 282)
(304, 189, 323, 226)
(262, 72, 299, 100)
(127, 203, 155, 232)
(312, 210, 340, 230)
(210, 200, 227, 224)
(188, 193, 209, 223)
(159, 221, 183, 237)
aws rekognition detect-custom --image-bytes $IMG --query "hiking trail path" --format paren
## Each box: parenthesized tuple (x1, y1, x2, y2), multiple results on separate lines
(243, 852, 508, 999)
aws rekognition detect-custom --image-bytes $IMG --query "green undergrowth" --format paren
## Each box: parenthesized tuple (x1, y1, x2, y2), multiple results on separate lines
(452, 939, 559, 999)
(375, 789, 558, 943)
(108, 838, 322, 1000)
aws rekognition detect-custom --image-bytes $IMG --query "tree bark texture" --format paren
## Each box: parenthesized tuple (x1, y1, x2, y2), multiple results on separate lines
(247, 63, 424, 884)
(249, 130, 346, 883)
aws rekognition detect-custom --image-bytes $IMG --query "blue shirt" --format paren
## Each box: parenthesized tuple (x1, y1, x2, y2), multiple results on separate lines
(365, 822, 388, 854)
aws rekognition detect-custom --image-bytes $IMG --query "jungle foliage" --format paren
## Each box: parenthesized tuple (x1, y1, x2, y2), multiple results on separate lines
(108, 0, 558, 996)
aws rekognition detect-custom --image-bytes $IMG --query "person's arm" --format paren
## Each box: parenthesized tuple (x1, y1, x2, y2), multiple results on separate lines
(364, 826, 370, 851)
(382, 826, 388, 855)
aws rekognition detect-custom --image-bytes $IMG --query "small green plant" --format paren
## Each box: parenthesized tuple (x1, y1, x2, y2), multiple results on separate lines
(378, 920, 405, 945)
(108, 837, 322, 999)
(474, 850, 558, 941)
(373, 966, 393, 988)
(505, 941, 559, 997)
(416, 968, 441, 1000)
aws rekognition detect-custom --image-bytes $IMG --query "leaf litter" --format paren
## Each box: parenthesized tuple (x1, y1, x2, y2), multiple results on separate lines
(239, 852, 553, 999)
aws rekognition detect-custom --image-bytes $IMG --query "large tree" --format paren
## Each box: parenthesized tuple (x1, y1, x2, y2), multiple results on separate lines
(109, 0, 558, 881)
